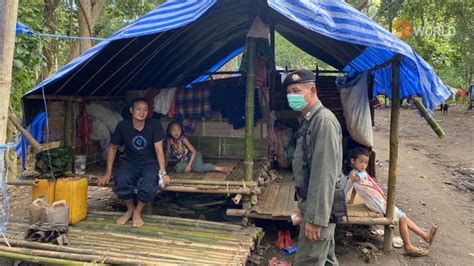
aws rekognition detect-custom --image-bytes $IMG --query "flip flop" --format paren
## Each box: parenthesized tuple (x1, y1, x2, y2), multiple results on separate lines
(405, 247, 429, 257)
(429, 224, 439, 246)
(392, 236, 404, 248)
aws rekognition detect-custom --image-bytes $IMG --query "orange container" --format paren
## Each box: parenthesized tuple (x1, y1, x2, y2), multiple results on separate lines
(54, 177, 88, 224)
(31, 179, 55, 203)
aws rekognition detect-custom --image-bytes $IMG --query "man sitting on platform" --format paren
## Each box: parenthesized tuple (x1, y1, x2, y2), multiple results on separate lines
(97, 98, 170, 227)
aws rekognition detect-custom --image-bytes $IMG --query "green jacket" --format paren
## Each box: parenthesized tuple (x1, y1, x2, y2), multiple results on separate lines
(293, 101, 343, 227)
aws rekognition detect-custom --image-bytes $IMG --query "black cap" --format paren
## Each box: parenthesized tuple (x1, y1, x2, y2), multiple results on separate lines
(282, 70, 315, 88)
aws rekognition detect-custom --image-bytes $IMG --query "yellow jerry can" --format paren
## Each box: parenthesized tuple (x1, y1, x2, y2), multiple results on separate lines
(32, 179, 55, 203)
(55, 177, 88, 224)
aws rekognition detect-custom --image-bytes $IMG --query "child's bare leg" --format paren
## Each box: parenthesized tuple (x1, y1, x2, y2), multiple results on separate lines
(400, 216, 431, 253)
(406, 218, 437, 243)
(399, 216, 415, 251)
(132, 201, 146, 228)
(117, 199, 135, 225)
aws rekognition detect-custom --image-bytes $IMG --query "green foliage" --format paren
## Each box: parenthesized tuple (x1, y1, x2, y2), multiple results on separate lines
(94, 0, 166, 38)
(11, 0, 472, 116)
(348, 0, 473, 90)
(275, 33, 335, 70)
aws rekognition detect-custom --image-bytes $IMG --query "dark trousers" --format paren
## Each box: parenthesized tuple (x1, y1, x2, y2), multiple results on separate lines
(113, 162, 159, 203)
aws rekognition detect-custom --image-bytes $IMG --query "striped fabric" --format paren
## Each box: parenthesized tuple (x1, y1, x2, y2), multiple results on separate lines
(14, 112, 47, 169)
(25, 0, 217, 99)
(24, 0, 449, 111)
(268, 0, 450, 110)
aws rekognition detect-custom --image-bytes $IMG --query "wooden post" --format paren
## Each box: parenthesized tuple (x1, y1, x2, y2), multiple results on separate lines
(0, 0, 19, 144)
(64, 99, 74, 172)
(244, 38, 257, 182)
(368, 73, 375, 126)
(383, 55, 401, 252)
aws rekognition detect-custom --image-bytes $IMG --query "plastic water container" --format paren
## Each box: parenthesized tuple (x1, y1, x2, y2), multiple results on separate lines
(55, 177, 88, 224)
(46, 200, 69, 225)
(74, 155, 87, 175)
(28, 197, 48, 225)
(32, 179, 55, 203)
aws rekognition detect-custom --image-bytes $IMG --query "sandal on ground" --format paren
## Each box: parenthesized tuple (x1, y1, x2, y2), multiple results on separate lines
(429, 224, 439, 246)
(405, 247, 429, 257)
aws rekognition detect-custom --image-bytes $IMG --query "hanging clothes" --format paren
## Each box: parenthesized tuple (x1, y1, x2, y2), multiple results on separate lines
(176, 86, 212, 120)
(255, 56, 268, 89)
(167, 88, 178, 118)
(154, 87, 178, 115)
(211, 85, 262, 129)
(178, 117, 198, 135)
(77, 113, 93, 155)
(144, 88, 160, 118)
(14, 112, 47, 169)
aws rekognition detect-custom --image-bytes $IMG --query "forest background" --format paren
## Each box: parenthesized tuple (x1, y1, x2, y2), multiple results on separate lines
(11, 0, 473, 113)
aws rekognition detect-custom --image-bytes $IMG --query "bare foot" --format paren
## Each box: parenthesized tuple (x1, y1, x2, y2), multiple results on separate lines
(116, 209, 134, 225)
(132, 211, 144, 228)
(216, 166, 231, 174)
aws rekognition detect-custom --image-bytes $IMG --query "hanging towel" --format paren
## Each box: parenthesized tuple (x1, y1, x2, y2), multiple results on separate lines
(14, 112, 47, 169)
(154, 87, 178, 115)
(176, 87, 212, 119)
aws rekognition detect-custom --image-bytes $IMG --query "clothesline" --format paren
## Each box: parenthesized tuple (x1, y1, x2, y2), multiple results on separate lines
(16, 22, 105, 41)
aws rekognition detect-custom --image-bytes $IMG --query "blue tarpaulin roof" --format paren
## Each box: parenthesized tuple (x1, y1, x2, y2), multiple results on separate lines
(21, 0, 450, 110)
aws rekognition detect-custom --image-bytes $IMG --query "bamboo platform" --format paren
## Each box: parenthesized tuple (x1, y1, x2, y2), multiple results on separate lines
(1, 212, 263, 265)
(11, 159, 263, 195)
(255, 171, 297, 218)
(227, 171, 395, 225)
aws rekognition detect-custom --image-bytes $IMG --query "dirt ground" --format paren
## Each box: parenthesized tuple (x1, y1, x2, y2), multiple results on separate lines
(3, 105, 473, 265)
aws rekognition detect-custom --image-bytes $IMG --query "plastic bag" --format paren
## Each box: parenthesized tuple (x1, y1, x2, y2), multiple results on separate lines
(338, 72, 373, 147)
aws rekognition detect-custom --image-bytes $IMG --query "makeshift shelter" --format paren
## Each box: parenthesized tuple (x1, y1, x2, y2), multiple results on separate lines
(13, 0, 450, 257)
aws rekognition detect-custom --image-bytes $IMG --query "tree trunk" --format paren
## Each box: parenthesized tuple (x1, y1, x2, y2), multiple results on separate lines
(41, 0, 60, 80)
(68, 0, 106, 59)
(0, 0, 19, 144)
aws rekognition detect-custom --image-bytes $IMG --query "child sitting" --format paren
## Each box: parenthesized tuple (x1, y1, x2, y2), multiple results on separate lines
(347, 147, 438, 257)
(165, 121, 230, 174)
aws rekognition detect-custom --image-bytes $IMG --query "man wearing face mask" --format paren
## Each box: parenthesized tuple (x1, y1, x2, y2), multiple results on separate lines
(284, 70, 342, 265)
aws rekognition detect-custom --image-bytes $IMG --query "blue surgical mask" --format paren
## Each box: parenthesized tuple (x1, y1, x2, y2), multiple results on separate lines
(287, 93, 308, 111)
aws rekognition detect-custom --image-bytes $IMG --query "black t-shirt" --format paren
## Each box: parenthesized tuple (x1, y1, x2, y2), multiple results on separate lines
(111, 118, 165, 165)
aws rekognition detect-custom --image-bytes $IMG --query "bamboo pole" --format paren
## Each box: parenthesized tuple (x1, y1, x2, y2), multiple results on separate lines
(7, 226, 252, 254)
(169, 178, 257, 187)
(225, 209, 289, 221)
(88, 211, 253, 230)
(384, 55, 401, 252)
(0, 250, 98, 265)
(244, 37, 257, 183)
(0, 0, 19, 144)
(164, 185, 260, 195)
(64, 99, 74, 172)
(412, 97, 445, 138)
(342, 217, 398, 225)
(8, 108, 44, 151)
(0, 238, 191, 265)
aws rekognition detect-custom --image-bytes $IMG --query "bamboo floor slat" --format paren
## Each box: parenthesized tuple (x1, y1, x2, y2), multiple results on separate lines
(3, 212, 262, 265)
(248, 171, 387, 224)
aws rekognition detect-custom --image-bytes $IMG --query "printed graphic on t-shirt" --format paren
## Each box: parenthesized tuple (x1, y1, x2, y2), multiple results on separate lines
(132, 135, 147, 150)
